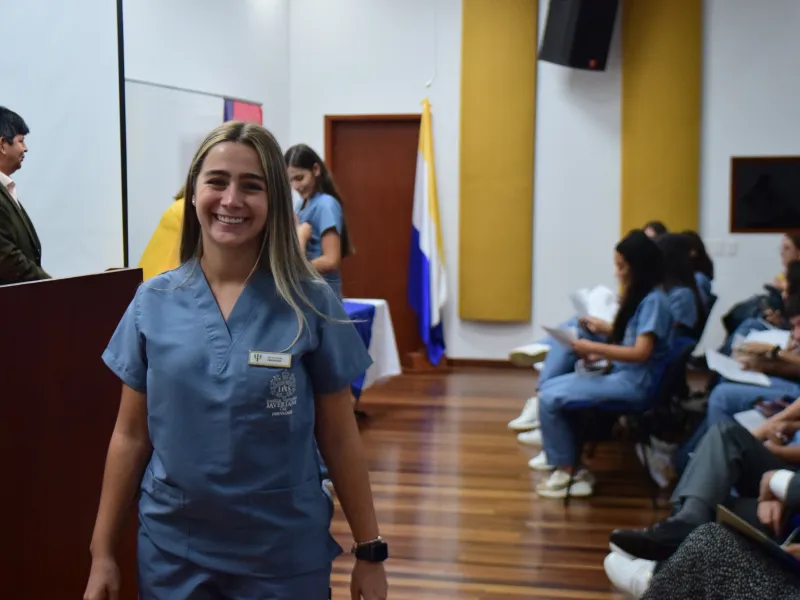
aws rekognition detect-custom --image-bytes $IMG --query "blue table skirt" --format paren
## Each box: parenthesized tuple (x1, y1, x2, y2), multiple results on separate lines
(343, 301, 376, 400)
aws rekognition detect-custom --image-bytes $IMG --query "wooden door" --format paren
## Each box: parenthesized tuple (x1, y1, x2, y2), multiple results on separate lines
(325, 115, 422, 366)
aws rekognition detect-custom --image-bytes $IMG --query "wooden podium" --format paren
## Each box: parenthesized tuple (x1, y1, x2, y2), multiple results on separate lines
(0, 269, 143, 599)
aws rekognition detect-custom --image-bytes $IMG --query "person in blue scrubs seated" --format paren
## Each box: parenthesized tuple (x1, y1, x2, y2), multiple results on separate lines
(681, 230, 714, 311)
(672, 295, 800, 476)
(528, 229, 672, 499)
(83, 122, 388, 600)
(512, 309, 616, 443)
(655, 233, 705, 340)
(285, 143, 351, 301)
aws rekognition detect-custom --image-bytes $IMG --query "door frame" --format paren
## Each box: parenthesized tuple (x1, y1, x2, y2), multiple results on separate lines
(324, 114, 421, 171)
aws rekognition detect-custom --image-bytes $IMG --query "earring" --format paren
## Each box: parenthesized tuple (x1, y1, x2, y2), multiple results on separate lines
(191, 198, 196, 206)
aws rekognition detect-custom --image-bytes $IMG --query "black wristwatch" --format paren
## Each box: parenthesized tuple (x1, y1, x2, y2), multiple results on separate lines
(351, 536, 389, 562)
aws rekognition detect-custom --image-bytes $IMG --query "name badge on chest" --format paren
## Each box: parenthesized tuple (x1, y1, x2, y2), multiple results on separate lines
(248, 351, 292, 369)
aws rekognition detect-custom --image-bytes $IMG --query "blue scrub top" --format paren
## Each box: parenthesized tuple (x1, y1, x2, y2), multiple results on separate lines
(666, 285, 699, 331)
(694, 271, 712, 309)
(613, 289, 672, 389)
(296, 192, 344, 299)
(102, 260, 372, 578)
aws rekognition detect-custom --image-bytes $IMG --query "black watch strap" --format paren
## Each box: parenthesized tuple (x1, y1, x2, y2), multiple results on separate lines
(351, 537, 389, 562)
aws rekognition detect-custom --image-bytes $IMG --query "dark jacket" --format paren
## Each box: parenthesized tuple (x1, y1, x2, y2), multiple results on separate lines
(0, 180, 49, 284)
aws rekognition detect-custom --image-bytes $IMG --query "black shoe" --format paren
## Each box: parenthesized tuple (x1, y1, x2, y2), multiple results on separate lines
(610, 518, 697, 561)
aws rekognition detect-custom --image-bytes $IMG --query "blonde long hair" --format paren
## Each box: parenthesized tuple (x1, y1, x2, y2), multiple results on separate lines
(179, 121, 327, 346)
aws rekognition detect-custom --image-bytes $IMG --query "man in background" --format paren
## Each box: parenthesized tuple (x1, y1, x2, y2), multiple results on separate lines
(0, 106, 49, 284)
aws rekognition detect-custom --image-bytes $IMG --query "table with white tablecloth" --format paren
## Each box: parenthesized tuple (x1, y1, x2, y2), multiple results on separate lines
(342, 298, 402, 399)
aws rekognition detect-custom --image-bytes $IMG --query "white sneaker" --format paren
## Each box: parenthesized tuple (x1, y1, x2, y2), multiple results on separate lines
(528, 451, 555, 471)
(517, 428, 543, 446)
(508, 397, 540, 431)
(603, 552, 653, 599)
(509, 343, 550, 367)
(536, 468, 594, 499)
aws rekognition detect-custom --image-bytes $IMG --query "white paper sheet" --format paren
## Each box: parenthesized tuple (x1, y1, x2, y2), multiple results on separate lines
(746, 329, 791, 348)
(570, 285, 619, 323)
(733, 409, 766, 433)
(705, 349, 772, 387)
(569, 289, 591, 318)
(542, 326, 578, 348)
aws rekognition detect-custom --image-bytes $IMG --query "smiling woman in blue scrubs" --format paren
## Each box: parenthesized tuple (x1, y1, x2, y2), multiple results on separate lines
(285, 144, 351, 300)
(83, 122, 388, 600)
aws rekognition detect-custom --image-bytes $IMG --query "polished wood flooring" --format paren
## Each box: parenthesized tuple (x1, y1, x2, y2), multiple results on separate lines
(330, 368, 670, 599)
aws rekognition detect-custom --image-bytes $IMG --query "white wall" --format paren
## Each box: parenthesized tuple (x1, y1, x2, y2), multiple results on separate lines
(699, 0, 800, 347)
(123, 0, 290, 146)
(289, 0, 622, 359)
(531, 0, 622, 342)
(288, 0, 471, 354)
(2, 0, 123, 277)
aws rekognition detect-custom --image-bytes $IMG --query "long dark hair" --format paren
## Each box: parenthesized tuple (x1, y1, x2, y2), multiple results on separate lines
(786, 260, 800, 297)
(644, 220, 668, 237)
(658, 233, 706, 332)
(611, 229, 664, 344)
(681, 230, 714, 280)
(285, 144, 352, 257)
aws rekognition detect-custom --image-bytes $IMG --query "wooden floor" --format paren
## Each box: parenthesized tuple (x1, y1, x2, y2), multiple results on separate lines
(329, 368, 670, 599)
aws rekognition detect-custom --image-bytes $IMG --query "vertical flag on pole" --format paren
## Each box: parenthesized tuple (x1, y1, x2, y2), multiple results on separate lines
(408, 99, 447, 365)
(223, 99, 263, 124)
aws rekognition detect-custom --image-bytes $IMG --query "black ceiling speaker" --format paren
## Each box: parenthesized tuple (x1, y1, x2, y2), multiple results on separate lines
(538, 0, 619, 71)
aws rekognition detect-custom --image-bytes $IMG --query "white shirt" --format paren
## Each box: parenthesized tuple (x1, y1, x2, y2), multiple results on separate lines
(770, 469, 796, 501)
(0, 171, 20, 208)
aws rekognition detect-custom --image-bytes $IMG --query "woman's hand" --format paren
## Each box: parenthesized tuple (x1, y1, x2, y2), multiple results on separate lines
(83, 556, 120, 600)
(738, 354, 767, 372)
(739, 341, 776, 356)
(579, 316, 611, 336)
(351, 560, 388, 600)
(572, 339, 597, 357)
(755, 422, 794, 445)
(757, 499, 783, 534)
(296, 222, 312, 248)
(785, 544, 800, 560)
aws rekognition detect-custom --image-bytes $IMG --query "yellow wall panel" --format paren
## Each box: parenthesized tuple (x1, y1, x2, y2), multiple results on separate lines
(459, 0, 538, 322)
(621, 0, 703, 234)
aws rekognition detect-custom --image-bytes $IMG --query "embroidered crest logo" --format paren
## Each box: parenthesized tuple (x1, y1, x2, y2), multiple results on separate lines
(267, 371, 298, 417)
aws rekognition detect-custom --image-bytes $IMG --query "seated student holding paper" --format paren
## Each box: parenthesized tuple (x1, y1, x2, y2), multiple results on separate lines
(656, 233, 705, 339)
(716, 260, 800, 360)
(606, 421, 800, 599)
(527, 230, 672, 498)
(674, 296, 800, 473)
(511, 307, 616, 439)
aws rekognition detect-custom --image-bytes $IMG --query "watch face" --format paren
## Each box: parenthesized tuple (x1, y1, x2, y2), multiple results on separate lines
(357, 541, 389, 562)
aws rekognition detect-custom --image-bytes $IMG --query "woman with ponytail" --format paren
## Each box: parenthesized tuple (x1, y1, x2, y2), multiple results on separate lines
(529, 230, 673, 499)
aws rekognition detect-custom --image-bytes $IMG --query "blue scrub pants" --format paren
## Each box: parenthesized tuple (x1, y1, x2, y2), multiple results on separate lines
(672, 376, 800, 473)
(538, 371, 649, 467)
(138, 530, 332, 600)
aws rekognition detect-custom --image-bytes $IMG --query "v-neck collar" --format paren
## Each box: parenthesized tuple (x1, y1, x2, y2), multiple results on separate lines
(185, 260, 262, 372)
